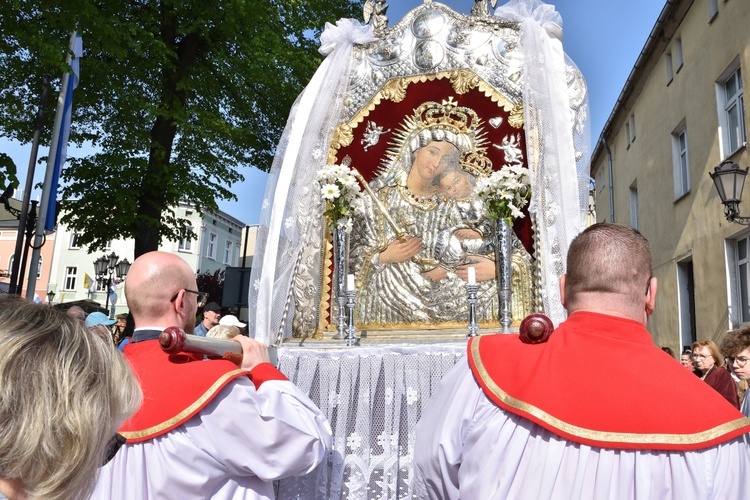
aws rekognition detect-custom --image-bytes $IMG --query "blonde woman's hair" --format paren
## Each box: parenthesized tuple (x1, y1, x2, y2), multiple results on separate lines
(0, 295, 142, 500)
(206, 324, 240, 340)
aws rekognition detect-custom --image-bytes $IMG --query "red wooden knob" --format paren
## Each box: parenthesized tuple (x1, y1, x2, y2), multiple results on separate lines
(519, 314, 553, 344)
(159, 326, 186, 353)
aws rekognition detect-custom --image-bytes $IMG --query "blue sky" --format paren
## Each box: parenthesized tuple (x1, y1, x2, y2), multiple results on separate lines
(2, 0, 665, 226)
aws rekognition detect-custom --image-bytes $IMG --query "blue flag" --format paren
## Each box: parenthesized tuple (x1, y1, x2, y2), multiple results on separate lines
(45, 32, 82, 233)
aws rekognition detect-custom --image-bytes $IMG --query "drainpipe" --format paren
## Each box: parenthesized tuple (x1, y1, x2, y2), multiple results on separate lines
(602, 137, 615, 222)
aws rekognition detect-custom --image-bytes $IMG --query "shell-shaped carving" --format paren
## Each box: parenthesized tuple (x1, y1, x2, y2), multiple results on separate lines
(450, 69, 480, 94)
(380, 78, 409, 102)
(508, 102, 524, 128)
(331, 123, 354, 150)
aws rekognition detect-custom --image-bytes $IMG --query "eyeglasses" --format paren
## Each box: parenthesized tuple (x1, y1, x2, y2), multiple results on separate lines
(691, 353, 712, 360)
(101, 433, 125, 467)
(170, 289, 207, 308)
(726, 356, 750, 368)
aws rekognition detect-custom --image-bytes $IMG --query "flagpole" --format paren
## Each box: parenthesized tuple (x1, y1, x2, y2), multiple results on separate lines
(26, 32, 82, 301)
(8, 76, 50, 296)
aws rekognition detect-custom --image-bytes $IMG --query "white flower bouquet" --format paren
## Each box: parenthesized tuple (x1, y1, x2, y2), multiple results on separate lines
(316, 163, 364, 232)
(476, 165, 532, 220)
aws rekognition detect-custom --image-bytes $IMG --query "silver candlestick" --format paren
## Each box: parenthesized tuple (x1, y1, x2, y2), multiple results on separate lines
(344, 289, 358, 345)
(466, 283, 479, 338)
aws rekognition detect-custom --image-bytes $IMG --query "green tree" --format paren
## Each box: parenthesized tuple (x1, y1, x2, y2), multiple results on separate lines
(0, 0, 363, 257)
(0, 154, 17, 193)
(196, 269, 225, 307)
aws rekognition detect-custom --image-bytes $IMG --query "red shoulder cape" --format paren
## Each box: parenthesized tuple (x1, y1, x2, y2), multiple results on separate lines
(467, 311, 750, 451)
(119, 340, 286, 443)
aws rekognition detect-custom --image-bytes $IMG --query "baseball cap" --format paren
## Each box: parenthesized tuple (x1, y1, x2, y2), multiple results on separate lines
(85, 312, 117, 328)
(219, 314, 246, 328)
(203, 302, 222, 313)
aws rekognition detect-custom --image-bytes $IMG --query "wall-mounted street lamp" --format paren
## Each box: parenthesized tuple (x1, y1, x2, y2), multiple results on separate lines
(710, 160, 750, 225)
(93, 252, 131, 317)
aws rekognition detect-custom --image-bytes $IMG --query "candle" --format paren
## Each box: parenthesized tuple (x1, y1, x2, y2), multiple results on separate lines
(347, 274, 356, 291)
(467, 266, 476, 285)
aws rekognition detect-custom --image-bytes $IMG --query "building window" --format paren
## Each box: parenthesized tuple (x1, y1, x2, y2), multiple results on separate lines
(224, 240, 233, 265)
(709, 0, 719, 20)
(736, 236, 750, 323)
(717, 63, 746, 158)
(179, 226, 194, 252)
(69, 232, 81, 249)
(672, 123, 690, 199)
(625, 122, 631, 144)
(104, 240, 112, 250)
(629, 183, 638, 230)
(64, 267, 77, 291)
(36, 256, 42, 279)
(674, 39, 683, 72)
(206, 232, 217, 260)
(666, 52, 674, 84)
(630, 114, 636, 142)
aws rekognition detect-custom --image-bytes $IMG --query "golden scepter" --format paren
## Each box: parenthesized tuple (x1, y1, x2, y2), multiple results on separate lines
(351, 168, 409, 242)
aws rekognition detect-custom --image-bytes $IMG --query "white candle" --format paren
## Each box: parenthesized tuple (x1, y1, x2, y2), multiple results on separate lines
(467, 267, 476, 285)
(347, 273, 356, 291)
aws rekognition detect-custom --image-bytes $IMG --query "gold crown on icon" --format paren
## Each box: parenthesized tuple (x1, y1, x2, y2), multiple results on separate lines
(459, 150, 492, 177)
(417, 97, 478, 132)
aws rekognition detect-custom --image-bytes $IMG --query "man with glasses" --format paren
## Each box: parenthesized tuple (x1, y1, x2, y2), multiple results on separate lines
(414, 223, 750, 499)
(92, 251, 332, 499)
(721, 324, 750, 419)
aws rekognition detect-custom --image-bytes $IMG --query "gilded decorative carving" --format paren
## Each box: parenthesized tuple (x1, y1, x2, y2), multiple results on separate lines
(508, 102, 524, 129)
(331, 123, 354, 151)
(450, 69, 481, 94)
(379, 78, 409, 103)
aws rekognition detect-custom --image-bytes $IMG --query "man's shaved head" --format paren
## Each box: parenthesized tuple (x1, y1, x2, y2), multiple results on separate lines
(565, 223, 653, 314)
(125, 252, 197, 331)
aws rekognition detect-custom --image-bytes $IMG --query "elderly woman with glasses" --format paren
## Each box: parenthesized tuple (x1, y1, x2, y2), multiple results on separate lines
(691, 339, 739, 409)
(720, 324, 750, 418)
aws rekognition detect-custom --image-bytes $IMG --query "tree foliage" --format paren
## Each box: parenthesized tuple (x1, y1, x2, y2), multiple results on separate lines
(0, 0, 363, 256)
(196, 269, 224, 307)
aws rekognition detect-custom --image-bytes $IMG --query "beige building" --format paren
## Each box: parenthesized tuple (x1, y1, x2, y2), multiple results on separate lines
(591, 0, 748, 353)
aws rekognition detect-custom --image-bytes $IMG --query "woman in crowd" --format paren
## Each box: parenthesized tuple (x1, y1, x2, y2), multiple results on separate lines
(691, 339, 739, 409)
(0, 295, 141, 500)
(680, 348, 693, 369)
(720, 324, 750, 418)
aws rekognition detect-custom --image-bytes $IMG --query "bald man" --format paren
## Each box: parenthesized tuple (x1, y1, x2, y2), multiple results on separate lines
(414, 223, 750, 499)
(66, 305, 86, 321)
(93, 252, 332, 499)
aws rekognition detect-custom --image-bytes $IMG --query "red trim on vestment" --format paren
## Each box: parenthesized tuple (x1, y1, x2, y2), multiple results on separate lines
(120, 340, 250, 443)
(248, 362, 288, 389)
(467, 311, 750, 451)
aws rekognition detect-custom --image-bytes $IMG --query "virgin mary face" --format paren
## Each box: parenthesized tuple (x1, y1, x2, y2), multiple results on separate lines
(411, 141, 458, 183)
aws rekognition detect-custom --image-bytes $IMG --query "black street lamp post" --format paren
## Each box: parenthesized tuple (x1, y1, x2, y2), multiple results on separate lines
(93, 252, 131, 317)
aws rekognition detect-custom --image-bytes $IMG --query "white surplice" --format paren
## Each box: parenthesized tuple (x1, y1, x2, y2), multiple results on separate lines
(413, 358, 750, 500)
(92, 377, 332, 499)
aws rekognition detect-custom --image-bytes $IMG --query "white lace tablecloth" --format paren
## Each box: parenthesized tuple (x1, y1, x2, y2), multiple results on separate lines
(276, 342, 467, 500)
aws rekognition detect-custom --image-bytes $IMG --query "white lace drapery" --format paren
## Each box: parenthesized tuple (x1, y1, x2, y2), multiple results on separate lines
(275, 343, 465, 500)
(248, 20, 377, 345)
(495, 0, 592, 326)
